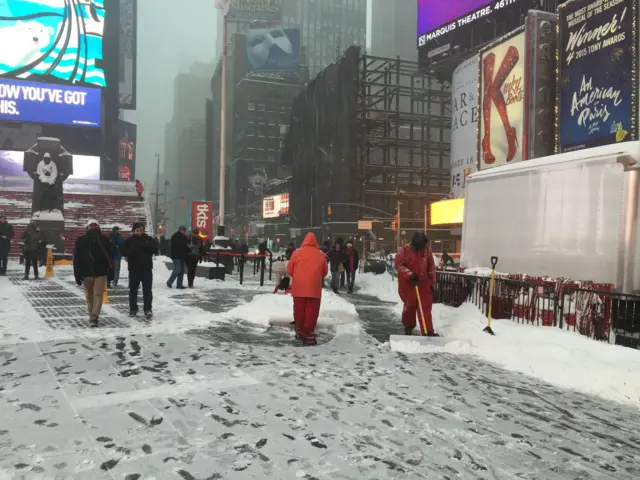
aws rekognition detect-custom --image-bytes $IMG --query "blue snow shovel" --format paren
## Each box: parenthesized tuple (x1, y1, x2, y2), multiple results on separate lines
(483, 256, 498, 336)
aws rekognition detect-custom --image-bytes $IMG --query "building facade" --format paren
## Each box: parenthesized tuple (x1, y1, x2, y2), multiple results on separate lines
(370, 0, 417, 61)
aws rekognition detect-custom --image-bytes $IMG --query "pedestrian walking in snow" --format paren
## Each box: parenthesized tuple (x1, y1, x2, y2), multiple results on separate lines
(186, 228, 204, 288)
(395, 232, 439, 337)
(122, 222, 158, 319)
(73, 219, 113, 327)
(344, 240, 359, 293)
(285, 242, 295, 260)
(326, 241, 345, 294)
(287, 233, 328, 346)
(0, 215, 14, 275)
(22, 222, 44, 280)
(108, 226, 124, 288)
(167, 226, 189, 289)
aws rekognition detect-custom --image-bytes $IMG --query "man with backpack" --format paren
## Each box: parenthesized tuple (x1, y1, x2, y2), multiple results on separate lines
(73, 219, 113, 327)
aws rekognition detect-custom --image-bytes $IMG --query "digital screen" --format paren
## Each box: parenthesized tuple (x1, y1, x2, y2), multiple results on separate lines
(262, 194, 289, 218)
(118, 120, 136, 181)
(0, 79, 101, 127)
(0, 149, 100, 179)
(0, 0, 106, 88)
(246, 28, 301, 73)
(417, 0, 528, 45)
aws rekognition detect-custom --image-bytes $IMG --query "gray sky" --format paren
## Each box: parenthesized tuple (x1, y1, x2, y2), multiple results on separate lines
(123, 0, 217, 186)
(126, 0, 372, 187)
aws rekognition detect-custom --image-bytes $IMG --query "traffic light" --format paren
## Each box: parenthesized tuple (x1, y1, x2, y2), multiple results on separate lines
(391, 220, 397, 231)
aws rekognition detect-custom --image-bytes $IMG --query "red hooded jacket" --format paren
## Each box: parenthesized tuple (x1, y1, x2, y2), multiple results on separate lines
(394, 244, 436, 305)
(287, 233, 328, 299)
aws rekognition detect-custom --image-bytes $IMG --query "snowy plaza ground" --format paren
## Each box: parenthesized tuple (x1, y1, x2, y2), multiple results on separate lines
(1, 260, 640, 479)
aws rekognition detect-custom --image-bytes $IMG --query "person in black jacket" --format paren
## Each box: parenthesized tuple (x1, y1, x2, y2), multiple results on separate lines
(186, 229, 204, 288)
(73, 219, 113, 327)
(257, 240, 272, 274)
(0, 215, 14, 275)
(343, 240, 360, 294)
(122, 222, 158, 318)
(285, 242, 295, 260)
(22, 222, 44, 280)
(326, 242, 346, 294)
(167, 226, 188, 289)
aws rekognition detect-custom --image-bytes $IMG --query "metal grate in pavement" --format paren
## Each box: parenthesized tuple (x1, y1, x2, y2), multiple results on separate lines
(44, 317, 129, 329)
(34, 307, 92, 318)
(29, 297, 86, 308)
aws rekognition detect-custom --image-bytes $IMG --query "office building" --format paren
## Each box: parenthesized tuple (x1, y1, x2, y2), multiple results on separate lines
(370, 0, 417, 61)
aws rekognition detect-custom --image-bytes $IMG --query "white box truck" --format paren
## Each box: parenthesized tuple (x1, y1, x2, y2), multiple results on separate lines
(461, 142, 640, 292)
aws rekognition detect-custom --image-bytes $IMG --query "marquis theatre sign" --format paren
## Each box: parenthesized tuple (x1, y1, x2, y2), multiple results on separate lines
(556, 0, 638, 153)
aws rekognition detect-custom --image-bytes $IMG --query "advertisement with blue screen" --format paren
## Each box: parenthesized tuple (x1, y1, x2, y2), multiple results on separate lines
(0, 79, 101, 127)
(417, 0, 528, 46)
(0, 0, 106, 88)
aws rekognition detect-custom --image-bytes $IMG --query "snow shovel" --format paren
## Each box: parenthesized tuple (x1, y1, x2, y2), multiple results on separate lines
(389, 283, 448, 350)
(483, 256, 498, 336)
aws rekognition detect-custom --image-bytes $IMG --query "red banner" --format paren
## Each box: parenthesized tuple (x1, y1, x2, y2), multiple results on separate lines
(191, 201, 214, 237)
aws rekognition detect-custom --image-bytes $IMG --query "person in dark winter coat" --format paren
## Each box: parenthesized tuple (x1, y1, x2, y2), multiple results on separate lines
(441, 250, 455, 267)
(73, 219, 113, 327)
(22, 222, 44, 280)
(186, 229, 204, 288)
(326, 242, 345, 294)
(285, 242, 295, 260)
(343, 240, 360, 293)
(167, 226, 189, 289)
(122, 222, 159, 318)
(257, 240, 272, 273)
(0, 215, 14, 275)
(108, 226, 124, 287)
(395, 232, 438, 337)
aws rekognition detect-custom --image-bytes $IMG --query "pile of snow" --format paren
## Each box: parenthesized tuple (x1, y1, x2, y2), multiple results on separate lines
(391, 303, 640, 408)
(64, 201, 91, 208)
(0, 198, 31, 207)
(224, 292, 358, 328)
(357, 272, 398, 303)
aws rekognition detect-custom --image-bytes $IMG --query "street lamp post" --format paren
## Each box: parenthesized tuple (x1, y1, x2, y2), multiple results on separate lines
(215, 0, 231, 230)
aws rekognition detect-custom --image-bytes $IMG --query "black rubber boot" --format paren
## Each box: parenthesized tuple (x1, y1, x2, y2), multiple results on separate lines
(404, 327, 413, 336)
(424, 331, 440, 337)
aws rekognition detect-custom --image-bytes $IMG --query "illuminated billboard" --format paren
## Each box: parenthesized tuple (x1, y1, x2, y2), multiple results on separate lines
(246, 28, 300, 73)
(0, 149, 100, 179)
(431, 198, 465, 225)
(0, 79, 101, 127)
(478, 29, 526, 170)
(262, 193, 289, 219)
(0, 0, 106, 88)
(118, 120, 136, 181)
(119, 0, 137, 109)
(556, 0, 638, 153)
(417, 0, 532, 59)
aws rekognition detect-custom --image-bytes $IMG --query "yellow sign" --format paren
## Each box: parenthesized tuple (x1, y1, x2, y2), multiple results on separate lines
(357, 220, 373, 230)
(430, 198, 465, 225)
(44, 248, 54, 278)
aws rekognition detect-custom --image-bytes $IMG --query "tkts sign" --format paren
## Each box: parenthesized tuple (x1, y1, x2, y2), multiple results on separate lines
(191, 201, 214, 237)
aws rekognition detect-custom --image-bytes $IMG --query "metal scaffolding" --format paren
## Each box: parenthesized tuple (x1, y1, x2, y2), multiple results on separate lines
(355, 55, 452, 243)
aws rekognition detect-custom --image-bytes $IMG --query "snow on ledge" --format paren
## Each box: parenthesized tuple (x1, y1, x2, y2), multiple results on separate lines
(391, 303, 640, 409)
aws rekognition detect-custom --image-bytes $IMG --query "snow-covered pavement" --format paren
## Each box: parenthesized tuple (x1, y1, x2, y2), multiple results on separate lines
(1, 264, 640, 479)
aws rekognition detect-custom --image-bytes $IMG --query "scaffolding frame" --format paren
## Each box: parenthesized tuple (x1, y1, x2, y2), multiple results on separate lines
(356, 55, 452, 227)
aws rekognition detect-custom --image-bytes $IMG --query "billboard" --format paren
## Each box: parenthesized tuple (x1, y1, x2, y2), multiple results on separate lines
(191, 201, 214, 237)
(0, 149, 100, 179)
(119, 0, 137, 109)
(262, 193, 289, 218)
(478, 29, 526, 170)
(0, 0, 106, 88)
(0, 79, 101, 127)
(228, 0, 281, 23)
(450, 55, 479, 197)
(246, 28, 300, 72)
(417, 0, 531, 54)
(118, 120, 136, 182)
(556, 0, 638, 153)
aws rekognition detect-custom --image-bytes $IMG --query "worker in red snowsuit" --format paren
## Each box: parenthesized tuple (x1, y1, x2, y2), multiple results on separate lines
(395, 232, 439, 337)
(287, 232, 329, 346)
